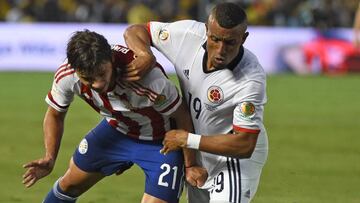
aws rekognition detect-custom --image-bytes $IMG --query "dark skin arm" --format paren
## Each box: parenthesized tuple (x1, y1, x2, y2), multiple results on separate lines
(22, 106, 66, 187)
(168, 101, 207, 187)
(123, 24, 156, 81)
(161, 129, 259, 159)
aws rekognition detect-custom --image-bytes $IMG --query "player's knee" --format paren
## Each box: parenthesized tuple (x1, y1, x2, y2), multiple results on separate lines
(58, 178, 83, 197)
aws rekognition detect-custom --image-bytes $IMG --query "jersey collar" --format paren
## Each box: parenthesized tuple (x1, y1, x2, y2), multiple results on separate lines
(202, 42, 244, 73)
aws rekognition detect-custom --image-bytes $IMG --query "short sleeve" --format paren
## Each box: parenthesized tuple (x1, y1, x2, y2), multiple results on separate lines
(147, 20, 204, 64)
(45, 66, 76, 112)
(153, 78, 181, 116)
(232, 79, 266, 134)
(140, 67, 182, 116)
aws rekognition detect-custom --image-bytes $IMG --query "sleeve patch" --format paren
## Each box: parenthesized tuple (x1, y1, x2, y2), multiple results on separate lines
(159, 29, 169, 41)
(239, 102, 255, 118)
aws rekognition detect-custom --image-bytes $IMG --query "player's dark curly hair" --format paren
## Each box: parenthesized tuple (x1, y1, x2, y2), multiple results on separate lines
(210, 2, 247, 29)
(66, 29, 112, 77)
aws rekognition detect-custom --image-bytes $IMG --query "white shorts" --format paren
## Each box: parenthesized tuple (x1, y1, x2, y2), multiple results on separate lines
(187, 158, 264, 203)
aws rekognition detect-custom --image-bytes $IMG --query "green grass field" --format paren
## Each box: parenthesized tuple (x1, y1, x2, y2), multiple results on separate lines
(0, 72, 359, 203)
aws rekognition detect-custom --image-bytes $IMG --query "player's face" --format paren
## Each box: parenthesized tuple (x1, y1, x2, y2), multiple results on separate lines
(206, 16, 248, 70)
(77, 61, 114, 94)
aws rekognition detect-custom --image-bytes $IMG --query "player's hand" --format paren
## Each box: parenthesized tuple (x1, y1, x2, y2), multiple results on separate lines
(123, 53, 156, 81)
(185, 166, 208, 187)
(160, 130, 188, 155)
(22, 157, 55, 188)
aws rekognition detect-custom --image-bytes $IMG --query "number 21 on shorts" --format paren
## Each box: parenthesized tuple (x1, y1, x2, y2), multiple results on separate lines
(158, 163, 178, 190)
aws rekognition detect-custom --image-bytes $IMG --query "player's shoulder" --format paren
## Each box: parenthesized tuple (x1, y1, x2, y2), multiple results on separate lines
(241, 48, 261, 67)
(176, 20, 206, 37)
(111, 44, 134, 65)
(154, 20, 206, 38)
(53, 60, 77, 84)
(174, 20, 204, 29)
(142, 65, 168, 84)
(157, 19, 202, 29)
(232, 49, 267, 103)
(235, 48, 266, 80)
(138, 65, 172, 94)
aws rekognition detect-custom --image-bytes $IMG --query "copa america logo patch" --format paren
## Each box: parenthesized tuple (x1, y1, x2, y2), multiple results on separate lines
(207, 86, 224, 104)
(239, 102, 255, 118)
(159, 29, 169, 40)
(78, 139, 88, 154)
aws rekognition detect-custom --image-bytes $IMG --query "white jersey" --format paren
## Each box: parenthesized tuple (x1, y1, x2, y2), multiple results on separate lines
(46, 45, 181, 141)
(148, 20, 268, 178)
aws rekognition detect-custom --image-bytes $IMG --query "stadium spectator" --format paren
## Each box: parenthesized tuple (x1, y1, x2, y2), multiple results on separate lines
(37, 0, 65, 22)
(0, 1, 11, 21)
(1, 0, 360, 28)
(22, 30, 206, 203)
(127, 3, 158, 24)
(124, 2, 268, 203)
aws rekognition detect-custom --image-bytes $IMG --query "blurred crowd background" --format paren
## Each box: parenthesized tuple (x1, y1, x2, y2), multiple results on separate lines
(0, 0, 358, 28)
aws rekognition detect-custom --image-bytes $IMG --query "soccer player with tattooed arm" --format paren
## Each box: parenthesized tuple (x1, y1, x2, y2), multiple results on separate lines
(123, 2, 268, 203)
(22, 30, 206, 203)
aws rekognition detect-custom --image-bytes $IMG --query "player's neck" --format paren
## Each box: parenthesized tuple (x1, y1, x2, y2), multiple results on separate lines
(107, 70, 117, 92)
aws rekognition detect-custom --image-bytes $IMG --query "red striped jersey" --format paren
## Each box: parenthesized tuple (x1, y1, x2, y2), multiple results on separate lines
(46, 45, 181, 141)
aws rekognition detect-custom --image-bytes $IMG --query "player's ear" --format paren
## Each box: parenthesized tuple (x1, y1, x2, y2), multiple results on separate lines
(242, 32, 249, 44)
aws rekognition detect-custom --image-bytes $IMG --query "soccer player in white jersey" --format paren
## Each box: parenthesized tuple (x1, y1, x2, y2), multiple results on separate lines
(123, 2, 268, 203)
(22, 30, 205, 203)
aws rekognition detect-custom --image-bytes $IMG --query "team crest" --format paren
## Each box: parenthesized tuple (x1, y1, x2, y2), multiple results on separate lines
(159, 29, 169, 40)
(239, 102, 255, 118)
(78, 139, 88, 154)
(207, 86, 223, 104)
